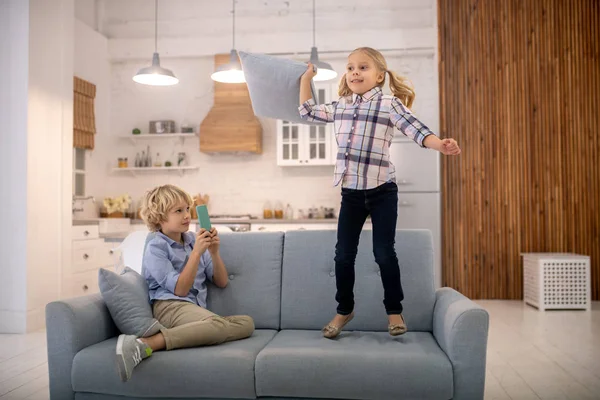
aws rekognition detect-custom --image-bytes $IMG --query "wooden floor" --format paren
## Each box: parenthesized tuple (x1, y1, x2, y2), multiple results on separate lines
(0, 301, 599, 400)
(0, 329, 48, 400)
(480, 301, 600, 400)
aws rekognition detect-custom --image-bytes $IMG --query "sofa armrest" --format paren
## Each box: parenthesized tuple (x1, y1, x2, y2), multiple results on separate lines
(46, 293, 118, 400)
(433, 287, 489, 400)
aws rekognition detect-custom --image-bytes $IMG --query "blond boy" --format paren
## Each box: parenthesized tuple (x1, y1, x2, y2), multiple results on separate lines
(116, 184, 254, 382)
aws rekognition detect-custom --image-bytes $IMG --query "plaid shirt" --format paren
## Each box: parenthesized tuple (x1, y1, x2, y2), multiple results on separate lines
(299, 86, 435, 190)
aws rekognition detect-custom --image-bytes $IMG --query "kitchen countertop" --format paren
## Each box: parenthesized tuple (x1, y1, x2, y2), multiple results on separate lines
(75, 218, 373, 242)
(72, 219, 100, 226)
(244, 219, 339, 224)
(74, 218, 352, 226)
(130, 218, 342, 225)
(100, 233, 129, 241)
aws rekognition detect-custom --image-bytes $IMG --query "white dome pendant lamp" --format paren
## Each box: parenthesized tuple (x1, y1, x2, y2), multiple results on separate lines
(211, 0, 245, 84)
(133, 0, 179, 86)
(309, 0, 337, 81)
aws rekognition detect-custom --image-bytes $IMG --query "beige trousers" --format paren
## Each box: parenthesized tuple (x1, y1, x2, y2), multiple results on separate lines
(152, 300, 255, 350)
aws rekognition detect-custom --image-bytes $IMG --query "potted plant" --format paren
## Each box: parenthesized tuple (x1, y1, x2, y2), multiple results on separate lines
(102, 194, 132, 218)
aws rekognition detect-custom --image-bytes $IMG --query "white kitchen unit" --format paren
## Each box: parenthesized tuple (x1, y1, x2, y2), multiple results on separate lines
(250, 221, 373, 232)
(129, 221, 243, 234)
(251, 222, 337, 232)
(66, 225, 117, 299)
(390, 140, 440, 192)
(277, 82, 337, 166)
(97, 218, 131, 235)
(389, 138, 441, 288)
(189, 222, 241, 233)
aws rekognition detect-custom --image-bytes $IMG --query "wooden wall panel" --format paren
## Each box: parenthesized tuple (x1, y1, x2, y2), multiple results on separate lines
(438, 0, 600, 299)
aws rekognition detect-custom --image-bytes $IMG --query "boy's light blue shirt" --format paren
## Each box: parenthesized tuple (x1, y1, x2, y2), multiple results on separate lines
(142, 231, 214, 308)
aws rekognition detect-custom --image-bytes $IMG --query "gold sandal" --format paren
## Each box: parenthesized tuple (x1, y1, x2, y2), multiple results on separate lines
(322, 312, 355, 339)
(388, 314, 407, 336)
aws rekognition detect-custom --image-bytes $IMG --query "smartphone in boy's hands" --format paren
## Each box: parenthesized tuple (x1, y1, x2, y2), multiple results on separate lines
(195, 205, 216, 253)
(196, 205, 211, 231)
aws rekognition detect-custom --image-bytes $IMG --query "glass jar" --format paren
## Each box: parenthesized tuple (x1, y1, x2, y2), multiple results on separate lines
(154, 152, 162, 167)
(263, 201, 273, 219)
(284, 204, 294, 220)
(274, 201, 284, 219)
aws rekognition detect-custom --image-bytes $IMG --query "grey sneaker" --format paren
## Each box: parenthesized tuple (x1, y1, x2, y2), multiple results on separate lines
(116, 334, 152, 382)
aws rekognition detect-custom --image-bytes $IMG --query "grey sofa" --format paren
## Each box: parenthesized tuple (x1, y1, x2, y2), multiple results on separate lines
(46, 230, 489, 400)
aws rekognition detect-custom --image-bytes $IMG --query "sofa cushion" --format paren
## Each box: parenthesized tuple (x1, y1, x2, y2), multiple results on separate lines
(280, 230, 437, 332)
(239, 51, 321, 124)
(72, 330, 277, 399)
(98, 267, 163, 337)
(207, 232, 283, 330)
(75, 395, 337, 400)
(255, 330, 453, 400)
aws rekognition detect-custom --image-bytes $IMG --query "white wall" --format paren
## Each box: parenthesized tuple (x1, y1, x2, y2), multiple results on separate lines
(74, 19, 111, 202)
(77, 0, 439, 217)
(84, 50, 437, 217)
(25, 0, 75, 332)
(0, 0, 30, 333)
(0, 0, 74, 333)
(67, 0, 440, 231)
(102, 55, 339, 215)
(75, 0, 98, 31)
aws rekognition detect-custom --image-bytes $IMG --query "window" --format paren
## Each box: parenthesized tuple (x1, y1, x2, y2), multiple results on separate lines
(73, 148, 86, 196)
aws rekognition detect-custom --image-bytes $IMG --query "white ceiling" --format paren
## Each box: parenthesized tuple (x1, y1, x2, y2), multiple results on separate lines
(77, 0, 435, 39)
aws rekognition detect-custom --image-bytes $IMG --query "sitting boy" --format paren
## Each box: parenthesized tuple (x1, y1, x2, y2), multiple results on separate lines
(116, 184, 255, 382)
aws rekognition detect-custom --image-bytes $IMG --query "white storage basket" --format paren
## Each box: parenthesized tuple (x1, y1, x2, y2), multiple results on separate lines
(522, 253, 590, 311)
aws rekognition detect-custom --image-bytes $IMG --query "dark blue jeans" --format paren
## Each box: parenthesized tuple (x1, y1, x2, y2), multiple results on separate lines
(334, 181, 404, 315)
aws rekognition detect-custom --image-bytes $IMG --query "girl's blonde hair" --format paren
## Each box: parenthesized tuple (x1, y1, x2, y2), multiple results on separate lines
(139, 184, 193, 232)
(338, 47, 416, 108)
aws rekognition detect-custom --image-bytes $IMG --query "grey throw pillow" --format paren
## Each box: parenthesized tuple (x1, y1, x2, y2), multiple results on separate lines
(239, 51, 323, 124)
(98, 267, 163, 337)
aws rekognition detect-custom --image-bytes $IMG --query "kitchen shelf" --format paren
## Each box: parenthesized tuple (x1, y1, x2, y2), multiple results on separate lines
(111, 166, 199, 177)
(121, 133, 198, 145)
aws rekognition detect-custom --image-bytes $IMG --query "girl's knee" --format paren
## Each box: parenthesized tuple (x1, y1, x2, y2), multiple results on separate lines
(373, 245, 397, 261)
(334, 248, 358, 263)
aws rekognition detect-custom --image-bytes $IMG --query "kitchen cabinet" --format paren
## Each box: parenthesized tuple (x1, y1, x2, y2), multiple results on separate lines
(251, 222, 336, 232)
(250, 221, 372, 232)
(388, 140, 440, 193)
(65, 268, 100, 299)
(277, 82, 337, 166)
(72, 225, 99, 240)
(397, 192, 441, 273)
(64, 225, 118, 299)
(389, 137, 441, 288)
(71, 239, 109, 274)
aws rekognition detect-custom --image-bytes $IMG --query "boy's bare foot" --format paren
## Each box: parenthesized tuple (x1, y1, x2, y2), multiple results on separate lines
(388, 314, 407, 336)
(322, 312, 354, 339)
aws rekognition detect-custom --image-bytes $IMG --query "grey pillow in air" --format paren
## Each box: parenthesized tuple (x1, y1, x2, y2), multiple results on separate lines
(239, 51, 323, 124)
(98, 267, 163, 337)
